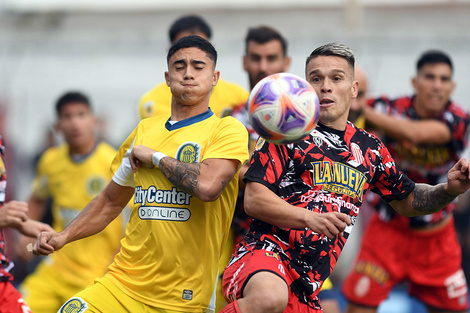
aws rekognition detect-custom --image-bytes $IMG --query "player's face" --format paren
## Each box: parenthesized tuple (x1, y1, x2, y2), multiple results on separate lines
(165, 47, 219, 107)
(244, 40, 291, 90)
(306, 55, 358, 130)
(57, 102, 96, 152)
(349, 67, 368, 123)
(412, 63, 455, 117)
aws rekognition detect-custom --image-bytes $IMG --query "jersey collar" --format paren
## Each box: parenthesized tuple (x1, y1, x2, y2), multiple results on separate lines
(165, 108, 214, 131)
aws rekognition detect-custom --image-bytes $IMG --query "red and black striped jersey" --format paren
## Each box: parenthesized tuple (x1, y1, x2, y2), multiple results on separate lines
(241, 122, 414, 308)
(370, 95, 470, 227)
(0, 135, 13, 283)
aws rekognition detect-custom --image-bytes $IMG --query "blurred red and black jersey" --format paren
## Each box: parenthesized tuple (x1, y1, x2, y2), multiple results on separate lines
(370, 95, 470, 228)
(0, 136, 13, 282)
(239, 122, 414, 309)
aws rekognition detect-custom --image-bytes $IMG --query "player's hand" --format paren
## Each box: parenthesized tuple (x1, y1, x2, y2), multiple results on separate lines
(306, 212, 351, 240)
(18, 219, 54, 238)
(446, 158, 470, 196)
(0, 201, 28, 229)
(33, 230, 66, 256)
(129, 145, 157, 172)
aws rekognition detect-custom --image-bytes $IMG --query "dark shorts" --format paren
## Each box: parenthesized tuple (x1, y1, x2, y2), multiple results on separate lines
(342, 214, 469, 311)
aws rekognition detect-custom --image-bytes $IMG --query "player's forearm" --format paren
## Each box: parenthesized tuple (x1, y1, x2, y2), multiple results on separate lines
(392, 183, 456, 217)
(61, 182, 131, 244)
(60, 195, 113, 244)
(159, 157, 229, 202)
(244, 182, 310, 229)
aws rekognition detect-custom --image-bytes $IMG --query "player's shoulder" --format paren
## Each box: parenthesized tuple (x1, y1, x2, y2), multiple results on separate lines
(216, 115, 248, 131)
(138, 82, 171, 118)
(346, 121, 383, 145)
(36, 144, 68, 169)
(446, 100, 470, 120)
(214, 78, 249, 99)
(96, 141, 117, 155)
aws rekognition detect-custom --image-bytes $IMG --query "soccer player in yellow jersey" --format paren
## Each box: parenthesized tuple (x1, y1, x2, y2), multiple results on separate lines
(19, 92, 126, 313)
(33, 35, 249, 313)
(138, 15, 249, 119)
(137, 15, 249, 312)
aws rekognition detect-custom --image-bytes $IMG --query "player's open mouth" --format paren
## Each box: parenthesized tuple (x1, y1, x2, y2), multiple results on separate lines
(319, 98, 334, 106)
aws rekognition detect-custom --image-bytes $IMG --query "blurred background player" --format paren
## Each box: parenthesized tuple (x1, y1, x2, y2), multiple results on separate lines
(348, 65, 368, 129)
(230, 26, 340, 313)
(18, 92, 127, 313)
(138, 14, 248, 119)
(342, 50, 470, 313)
(0, 134, 53, 313)
(32, 35, 248, 313)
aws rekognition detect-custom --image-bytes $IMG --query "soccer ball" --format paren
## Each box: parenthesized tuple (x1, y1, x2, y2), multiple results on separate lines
(248, 73, 320, 144)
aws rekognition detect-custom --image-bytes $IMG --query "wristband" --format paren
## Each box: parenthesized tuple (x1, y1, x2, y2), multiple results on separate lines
(152, 152, 167, 168)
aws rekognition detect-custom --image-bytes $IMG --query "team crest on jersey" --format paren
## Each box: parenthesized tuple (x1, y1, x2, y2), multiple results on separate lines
(254, 138, 266, 151)
(312, 136, 324, 147)
(176, 142, 201, 163)
(143, 101, 155, 116)
(86, 176, 106, 196)
(59, 297, 88, 313)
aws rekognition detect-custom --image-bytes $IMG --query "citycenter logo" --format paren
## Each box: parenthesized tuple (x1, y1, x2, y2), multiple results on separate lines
(138, 206, 191, 221)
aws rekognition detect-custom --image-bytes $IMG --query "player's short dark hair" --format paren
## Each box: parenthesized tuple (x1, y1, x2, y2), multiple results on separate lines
(245, 26, 288, 56)
(417, 50, 453, 73)
(306, 42, 355, 70)
(167, 35, 217, 67)
(55, 92, 92, 117)
(169, 15, 212, 43)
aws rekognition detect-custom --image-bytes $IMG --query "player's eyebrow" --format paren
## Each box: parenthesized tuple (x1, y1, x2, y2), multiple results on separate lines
(308, 69, 346, 76)
(173, 59, 207, 66)
(191, 59, 206, 65)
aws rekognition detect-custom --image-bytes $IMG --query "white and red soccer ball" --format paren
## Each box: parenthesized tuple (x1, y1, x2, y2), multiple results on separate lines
(248, 73, 320, 145)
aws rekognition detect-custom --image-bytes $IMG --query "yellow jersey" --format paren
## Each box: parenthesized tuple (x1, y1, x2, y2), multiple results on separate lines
(108, 110, 249, 312)
(138, 78, 249, 119)
(30, 141, 125, 288)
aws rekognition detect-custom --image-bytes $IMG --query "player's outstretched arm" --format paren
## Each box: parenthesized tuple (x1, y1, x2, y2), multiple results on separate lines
(129, 145, 240, 202)
(33, 180, 133, 255)
(17, 219, 53, 238)
(390, 158, 470, 216)
(244, 181, 351, 239)
(363, 106, 451, 145)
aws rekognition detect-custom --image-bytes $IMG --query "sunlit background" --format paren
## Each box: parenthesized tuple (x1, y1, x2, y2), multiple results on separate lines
(1, 1, 470, 311)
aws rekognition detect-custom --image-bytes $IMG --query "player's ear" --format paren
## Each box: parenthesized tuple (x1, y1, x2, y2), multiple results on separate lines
(165, 71, 170, 87)
(351, 79, 359, 99)
(243, 55, 248, 72)
(284, 56, 292, 71)
(411, 76, 418, 91)
(212, 70, 220, 87)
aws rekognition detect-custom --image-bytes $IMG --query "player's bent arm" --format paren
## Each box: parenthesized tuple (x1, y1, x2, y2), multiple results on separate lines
(129, 144, 240, 202)
(33, 180, 133, 255)
(389, 183, 457, 217)
(244, 181, 351, 239)
(363, 106, 451, 145)
(390, 158, 470, 216)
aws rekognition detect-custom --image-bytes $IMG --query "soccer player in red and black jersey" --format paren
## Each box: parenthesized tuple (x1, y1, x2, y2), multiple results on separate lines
(220, 43, 470, 313)
(343, 51, 470, 313)
(0, 135, 52, 312)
